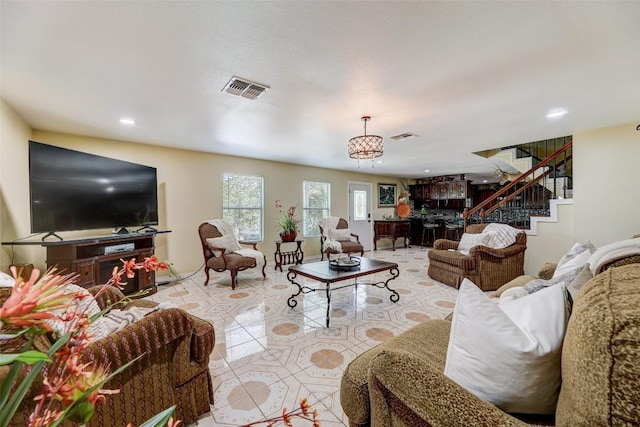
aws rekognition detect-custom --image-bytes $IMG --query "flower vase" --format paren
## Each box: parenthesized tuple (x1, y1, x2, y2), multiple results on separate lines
(280, 231, 297, 242)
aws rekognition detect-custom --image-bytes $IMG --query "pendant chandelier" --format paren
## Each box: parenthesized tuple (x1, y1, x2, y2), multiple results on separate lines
(348, 116, 383, 166)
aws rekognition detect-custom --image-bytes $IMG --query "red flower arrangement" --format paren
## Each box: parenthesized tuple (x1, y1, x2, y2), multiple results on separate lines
(242, 398, 321, 427)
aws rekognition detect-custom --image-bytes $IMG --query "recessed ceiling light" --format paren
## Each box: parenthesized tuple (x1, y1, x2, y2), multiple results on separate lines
(483, 180, 488, 183)
(546, 108, 568, 119)
(424, 169, 430, 173)
(119, 118, 135, 125)
(376, 160, 384, 164)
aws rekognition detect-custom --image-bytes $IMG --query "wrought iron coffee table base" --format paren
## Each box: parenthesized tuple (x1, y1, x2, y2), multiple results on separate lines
(287, 265, 399, 327)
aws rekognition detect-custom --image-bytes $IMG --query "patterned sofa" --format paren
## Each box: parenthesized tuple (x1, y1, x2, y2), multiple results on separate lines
(427, 223, 527, 291)
(341, 261, 640, 426)
(0, 285, 215, 426)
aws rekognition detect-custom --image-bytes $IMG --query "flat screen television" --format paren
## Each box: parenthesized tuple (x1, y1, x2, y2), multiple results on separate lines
(29, 141, 159, 235)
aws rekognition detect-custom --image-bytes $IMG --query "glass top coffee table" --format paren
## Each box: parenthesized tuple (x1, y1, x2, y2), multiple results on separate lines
(287, 257, 400, 327)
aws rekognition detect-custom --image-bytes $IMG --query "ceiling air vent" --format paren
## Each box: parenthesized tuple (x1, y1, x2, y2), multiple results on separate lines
(222, 77, 270, 100)
(390, 132, 418, 141)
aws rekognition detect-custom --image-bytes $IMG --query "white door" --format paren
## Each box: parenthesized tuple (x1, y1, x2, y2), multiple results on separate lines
(348, 182, 373, 252)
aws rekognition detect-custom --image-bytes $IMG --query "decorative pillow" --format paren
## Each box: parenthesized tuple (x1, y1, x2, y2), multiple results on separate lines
(0, 271, 14, 287)
(565, 264, 593, 301)
(206, 235, 242, 256)
(523, 262, 585, 294)
(444, 279, 569, 414)
(494, 275, 537, 298)
(482, 223, 523, 249)
(46, 284, 110, 341)
(499, 286, 529, 304)
(553, 241, 595, 278)
(328, 228, 352, 242)
(537, 262, 558, 280)
(523, 277, 567, 295)
(457, 233, 491, 255)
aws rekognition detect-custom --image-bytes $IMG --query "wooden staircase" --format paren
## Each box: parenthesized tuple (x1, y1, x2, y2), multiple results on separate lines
(464, 138, 573, 230)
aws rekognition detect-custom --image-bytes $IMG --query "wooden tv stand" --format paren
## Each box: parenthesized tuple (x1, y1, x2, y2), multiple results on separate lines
(3, 231, 170, 296)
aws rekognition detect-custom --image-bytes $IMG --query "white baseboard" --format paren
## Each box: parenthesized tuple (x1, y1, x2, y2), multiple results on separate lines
(526, 198, 573, 236)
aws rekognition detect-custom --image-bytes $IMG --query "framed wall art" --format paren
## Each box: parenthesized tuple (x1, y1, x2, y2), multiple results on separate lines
(378, 183, 397, 207)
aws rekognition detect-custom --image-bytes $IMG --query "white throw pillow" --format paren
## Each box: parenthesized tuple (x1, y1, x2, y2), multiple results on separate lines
(553, 241, 594, 278)
(457, 233, 491, 255)
(328, 228, 352, 242)
(46, 284, 110, 341)
(206, 235, 241, 256)
(444, 279, 569, 414)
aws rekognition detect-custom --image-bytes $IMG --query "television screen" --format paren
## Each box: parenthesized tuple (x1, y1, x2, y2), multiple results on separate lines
(29, 141, 159, 234)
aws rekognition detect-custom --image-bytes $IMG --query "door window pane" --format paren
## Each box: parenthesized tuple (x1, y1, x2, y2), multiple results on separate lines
(353, 190, 367, 220)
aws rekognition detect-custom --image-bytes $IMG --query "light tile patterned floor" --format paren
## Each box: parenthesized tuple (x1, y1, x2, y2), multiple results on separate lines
(147, 246, 457, 426)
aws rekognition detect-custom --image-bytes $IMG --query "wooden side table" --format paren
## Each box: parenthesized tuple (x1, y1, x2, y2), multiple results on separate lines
(274, 240, 304, 272)
(373, 220, 411, 251)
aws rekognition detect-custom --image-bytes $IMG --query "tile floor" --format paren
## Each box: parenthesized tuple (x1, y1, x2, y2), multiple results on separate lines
(147, 246, 458, 426)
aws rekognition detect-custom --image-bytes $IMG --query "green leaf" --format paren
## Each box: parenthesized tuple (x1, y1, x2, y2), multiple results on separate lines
(0, 361, 23, 418)
(66, 400, 95, 424)
(0, 336, 34, 424)
(50, 353, 146, 427)
(138, 405, 176, 427)
(0, 359, 46, 427)
(0, 332, 71, 427)
(0, 351, 50, 366)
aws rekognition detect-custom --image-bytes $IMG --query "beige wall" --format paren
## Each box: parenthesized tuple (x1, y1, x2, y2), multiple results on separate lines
(2, 97, 639, 281)
(1, 99, 403, 277)
(573, 122, 640, 247)
(524, 201, 574, 275)
(0, 100, 41, 268)
(523, 121, 640, 274)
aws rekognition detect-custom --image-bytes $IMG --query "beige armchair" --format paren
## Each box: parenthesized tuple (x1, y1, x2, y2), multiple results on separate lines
(198, 221, 266, 289)
(427, 223, 527, 291)
(319, 217, 364, 261)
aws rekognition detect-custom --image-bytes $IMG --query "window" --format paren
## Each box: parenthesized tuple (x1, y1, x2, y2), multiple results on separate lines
(222, 173, 264, 241)
(303, 181, 330, 237)
(353, 190, 367, 221)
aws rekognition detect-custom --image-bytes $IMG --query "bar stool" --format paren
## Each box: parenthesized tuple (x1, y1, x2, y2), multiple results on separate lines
(421, 217, 440, 247)
(444, 217, 464, 241)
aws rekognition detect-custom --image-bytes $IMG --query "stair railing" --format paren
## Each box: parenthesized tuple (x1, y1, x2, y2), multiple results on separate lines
(483, 152, 572, 217)
(463, 139, 572, 230)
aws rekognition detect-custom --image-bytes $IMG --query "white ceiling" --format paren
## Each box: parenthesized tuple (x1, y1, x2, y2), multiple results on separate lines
(2, 1, 639, 183)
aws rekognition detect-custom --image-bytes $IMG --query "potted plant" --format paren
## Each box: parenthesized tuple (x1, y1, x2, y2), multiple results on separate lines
(275, 200, 300, 242)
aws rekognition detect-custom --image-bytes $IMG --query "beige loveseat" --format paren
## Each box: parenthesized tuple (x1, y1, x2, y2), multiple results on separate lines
(340, 262, 640, 426)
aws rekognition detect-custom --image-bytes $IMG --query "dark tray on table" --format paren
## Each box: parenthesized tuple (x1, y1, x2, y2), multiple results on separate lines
(329, 257, 361, 271)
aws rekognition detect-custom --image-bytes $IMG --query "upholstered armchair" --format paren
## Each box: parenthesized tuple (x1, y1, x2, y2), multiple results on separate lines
(0, 285, 215, 427)
(319, 217, 364, 261)
(427, 223, 527, 291)
(198, 220, 266, 289)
